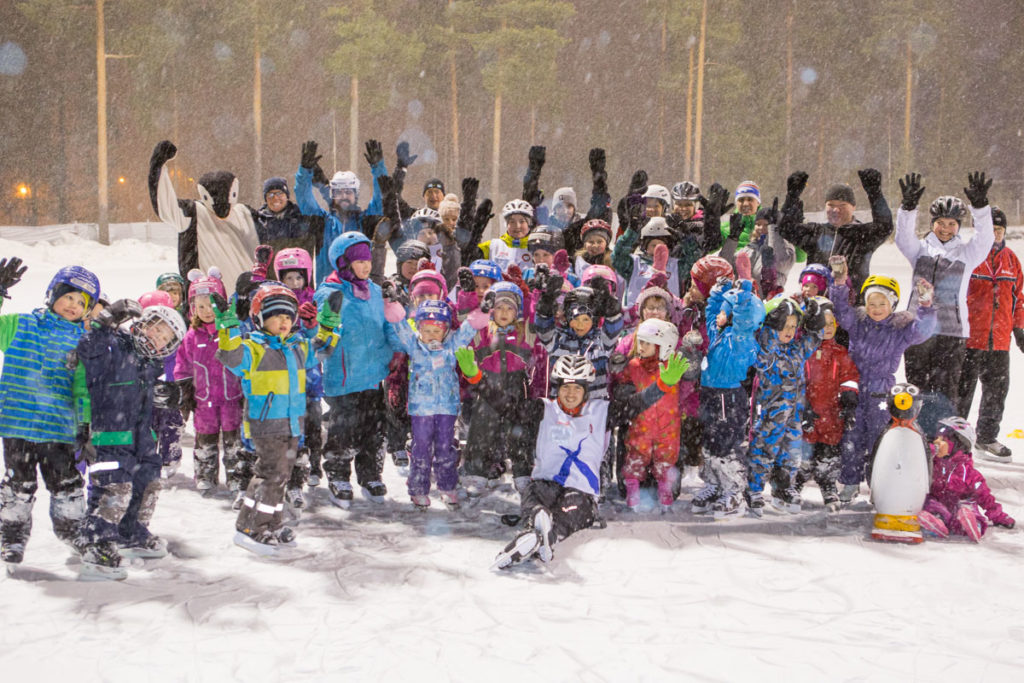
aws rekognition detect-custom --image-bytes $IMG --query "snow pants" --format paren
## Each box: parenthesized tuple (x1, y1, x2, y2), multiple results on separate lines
(923, 497, 989, 539)
(840, 390, 891, 486)
(677, 415, 703, 469)
(408, 414, 459, 496)
(957, 348, 1010, 444)
(0, 438, 84, 549)
(323, 389, 386, 487)
(747, 400, 803, 493)
(904, 335, 966, 407)
(462, 395, 533, 479)
(288, 395, 324, 489)
(797, 442, 841, 493)
(82, 439, 162, 546)
(622, 434, 678, 482)
(194, 430, 247, 491)
(236, 435, 297, 537)
(152, 404, 184, 467)
(699, 386, 750, 496)
(521, 479, 598, 542)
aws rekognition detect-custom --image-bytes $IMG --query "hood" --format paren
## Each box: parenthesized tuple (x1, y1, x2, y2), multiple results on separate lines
(197, 170, 239, 219)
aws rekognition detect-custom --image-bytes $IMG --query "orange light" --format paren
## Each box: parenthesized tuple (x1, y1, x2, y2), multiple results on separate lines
(118, 176, 126, 184)
(15, 183, 30, 198)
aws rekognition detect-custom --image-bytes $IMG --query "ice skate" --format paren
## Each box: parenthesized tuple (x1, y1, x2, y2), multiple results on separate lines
(196, 479, 217, 498)
(532, 509, 554, 563)
(461, 475, 488, 498)
(410, 494, 431, 510)
(1, 541, 25, 565)
(79, 542, 127, 581)
(745, 490, 765, 518)
(839, 483, 860, 505)
(361, 480, 388, 504)
(679, 465, 702, 489)
(272, 526, 297, 547)
(439, 490, 460, 510)
(391, 449, 410, 472)
(712, 491, 744, 520)
(328, 480, 354, 509)
(918, 510, 949, 538)
(119, 535, 169, 560)
(976, 440, 1012, 463)
(231, 490, 245, 511)
(233, 530, 279, 557)
(770, 486, 802, 514)
(285, 486, 306, 511)
(161, 461, 179, 479)
(491, 529, 541, 570)
(690, 482, 719, 514)
(820, 483, 841, 513)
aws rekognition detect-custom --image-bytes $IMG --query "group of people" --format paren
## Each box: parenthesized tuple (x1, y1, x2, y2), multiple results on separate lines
(0, 138, 1020, 577)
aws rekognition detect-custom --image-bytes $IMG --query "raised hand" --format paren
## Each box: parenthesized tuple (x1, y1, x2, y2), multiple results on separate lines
(857, 168, 882, 196)
(899, 172, 926, 211)
(828, 255, 848, 283)
(964, 171, 992, 208)
(298, 301, 318, 329)
(0, 256, 27, 299)
(363, 139, 384, 167)
(96, 298, 142, 329)
(659, 353, 689, 386)
(301, 140, 321, 170)
(396, 141, 418, 168)
(628, 169, 648, 195)
(528, 145, 546, 171)
(211, 294, 240, 330)
(786, 171, 809, 200)
(455, 347, 479, 378)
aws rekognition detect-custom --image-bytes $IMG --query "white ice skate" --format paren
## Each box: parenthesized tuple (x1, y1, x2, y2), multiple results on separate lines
(233, 531, 279, 557)
(78, 542, 127, 581)
(491, 530, 541, 570)
(533, 509, 554, 563)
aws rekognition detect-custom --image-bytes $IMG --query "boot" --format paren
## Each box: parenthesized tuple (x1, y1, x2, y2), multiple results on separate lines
(976, 440, 1012, 463)
(690, 482, 719, 514)
(624, 478, 641, 510)
(79, 541, 127, 581)
(491, 530, 541, 570)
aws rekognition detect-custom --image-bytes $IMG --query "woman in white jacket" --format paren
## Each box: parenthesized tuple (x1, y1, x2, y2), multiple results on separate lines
(894, 171, 994, 405)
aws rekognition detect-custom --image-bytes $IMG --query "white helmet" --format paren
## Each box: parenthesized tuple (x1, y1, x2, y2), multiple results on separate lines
(550, 354, 596, 388)
(636, 318, 679, 361)
(671, 181, 700, 202)
(502, 198, 534, 221)
(330, 171, 360, 194)
(411, 206, 441, 225)
(640, 216, 674, 240)
(642, 184, 672, 209)
(938, 416, 976, 452)
(553, 187, 577, 208)
(130, 305, 186, 360)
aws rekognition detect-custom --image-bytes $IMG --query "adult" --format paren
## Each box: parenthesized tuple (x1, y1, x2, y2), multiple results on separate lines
(777, 169, 893, 296)
(894, 172, 994, 405)
(719, 199, 795, 299)
(718, 180, 762, 248)
(957, 207, 1024, 461)
(148, 140, 259, 288)
(294, 139, 385, 286)
(250, 177, 323, 279)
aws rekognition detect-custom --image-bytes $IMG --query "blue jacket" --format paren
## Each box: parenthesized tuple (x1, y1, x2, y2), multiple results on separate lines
(753, 326, 821, 406)
(294, 163, 385, 286)
(702, 281, 765, 389)
(314, 277, 402, 397)
(391, 318, 478, 416)
(0, 307, 86, 443)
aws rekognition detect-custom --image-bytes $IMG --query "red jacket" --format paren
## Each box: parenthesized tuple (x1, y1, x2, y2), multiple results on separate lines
(966, 242, 1024, 351)
(804, 338, 859, 446)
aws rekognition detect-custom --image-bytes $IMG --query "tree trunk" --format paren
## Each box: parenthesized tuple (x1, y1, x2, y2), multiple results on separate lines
(490, 90, 502, 239)
(96, 0, 109, 244)
(693, 0, 708, 184)
(350, 75, 359, 171)
(784, 0, 794, 175)
(449, 0, 460, 181)
(657, 2, 667, 170)
(253, 28, 263, 200)
(903, 39, 912, 172)
(683, 40, 695, 181)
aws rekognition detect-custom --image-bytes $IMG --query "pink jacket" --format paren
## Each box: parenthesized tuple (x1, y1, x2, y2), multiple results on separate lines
(174, 322, 243, 407)
(928, 446, 1014, 526)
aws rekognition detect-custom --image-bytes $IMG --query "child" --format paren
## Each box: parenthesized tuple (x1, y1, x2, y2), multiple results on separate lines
(156, 271, 188, 319)
(918, 417, 1015, 541)
(479, 353, 686, 569)
(747, 296, 825, 515)
(478, 199, 534, 273)
(0, 261, 99, 565)
(451, 259, 502, 321)
(75, 300, 187, 579)
(621, 318, 689, 511)
(800, 298, 859, 510)
(574, 219, 614, 274)
(175, 268, 246, 499)
(139, 289, 186, 478)
(390, 299, 486, 508)
(797, 264, 831, 302)
(828, 255, 937, 503)
(612, 216, 686, 307)
(215, 284, 333, 555)
(694, 279, 766, 518)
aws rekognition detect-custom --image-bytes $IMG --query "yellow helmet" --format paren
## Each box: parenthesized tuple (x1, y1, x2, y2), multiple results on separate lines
(861, 275, 900, 305)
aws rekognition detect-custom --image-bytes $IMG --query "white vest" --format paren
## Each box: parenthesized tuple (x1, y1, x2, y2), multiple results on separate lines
(429, 242, 444, 273)
(532, 398, 609, 496)
(489, 238, 532, 273)
(624, 254, 680, 308)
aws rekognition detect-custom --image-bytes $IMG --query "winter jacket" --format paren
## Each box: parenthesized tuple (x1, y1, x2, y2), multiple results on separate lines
(928, 447, 1013, 526)
(701, 282, 763, 389)
(390, 318, 478, 416)
(294, 162, 385, 286)
(470, 322, 547, 399)
(622, 357, 680, 446)
(479, 233, 532, 273)
(719, 226, 796, 295)
(174, 322, 243, 408)
(828, 282, 936, 393)
(216, 329, 324, 438)
(778, 193, 893, 295)
(0, 306, 86, 443)
(753, 326, 821, 408)
(613, 317, 703, 417)
(313, 274, 402, 397)
(611, 228, 684, 306)
(965, 240, 1024, 351)
(250, 201, 323, 269)
(534, 311, 624, 400)
(804, 338, 859, 445)
(894, 205, 994, 337)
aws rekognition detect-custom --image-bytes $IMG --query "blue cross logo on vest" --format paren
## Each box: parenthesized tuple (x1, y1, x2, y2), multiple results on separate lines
(552, 436, 600, 492)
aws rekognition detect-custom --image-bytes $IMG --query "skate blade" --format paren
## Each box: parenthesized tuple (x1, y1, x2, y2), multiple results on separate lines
(78, 563, 128, 581)
(233, 532, 280, 557)
(118, 547, 168, 560)
(361, 488, 387, 504)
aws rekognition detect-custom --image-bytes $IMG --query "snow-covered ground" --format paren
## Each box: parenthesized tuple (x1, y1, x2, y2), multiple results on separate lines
(1, 231, 1023, 682)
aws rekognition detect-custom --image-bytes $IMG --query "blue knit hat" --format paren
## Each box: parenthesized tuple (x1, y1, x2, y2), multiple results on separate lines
(734, 181, 760, 202)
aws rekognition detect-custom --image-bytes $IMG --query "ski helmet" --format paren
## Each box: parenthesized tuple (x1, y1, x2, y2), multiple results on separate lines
(130, 305, 186, 360)
(501, 198, 534, 222)
(636, 318, 680, 361)
(527, 226, 564, 254)
(581, 264, 619, 297)
(138, 290, 175, 309)
(469, 259, 502, 282)
(640, 216, 677, 252)
(409, 266, 448, 298)
(414, 299, 452, 328)
(642, 184, 672, 212)
(328, 231, 372, 272)
(937, 416, 976, 452)
(46, 265, 101, 312)
(330, 171, 360, 195)
(580, 219, 613, 245)
(395, 239, 431, 266)
(487, 281, 524, 315)
(273, 248, 314, 287)
(929, 196, 967, 223)
(155, 272, 186, 292)
(550, 354, 596, 389)
(690, 255, 734, 296)
(861, 275, 900, 307)
(799, 263, 832, 294)
(250, 284, 299, 328)
(186, 267, 227, 316)
(671, 181, 700, 202)
(763, 296, 804, 331)
(411, 206, 442, 226)
(887, 382, 922, 421)
(552, 187, 577, 209)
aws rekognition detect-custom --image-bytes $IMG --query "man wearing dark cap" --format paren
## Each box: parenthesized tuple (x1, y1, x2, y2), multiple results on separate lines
(423, 178, 445, 211)
(777, 168, 893, 295)
(250, 176, 323, 279)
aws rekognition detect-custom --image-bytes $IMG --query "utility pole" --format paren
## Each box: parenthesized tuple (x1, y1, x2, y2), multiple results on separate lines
(96, 0, 109, 244)
(693, 0, 708, 184)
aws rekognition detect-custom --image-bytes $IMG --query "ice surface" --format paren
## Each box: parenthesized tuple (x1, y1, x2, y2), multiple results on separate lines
(0, 232, 1022, 682)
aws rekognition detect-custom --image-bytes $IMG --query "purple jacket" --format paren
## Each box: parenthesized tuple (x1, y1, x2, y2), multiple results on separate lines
(829, 283, 936, 393)
(174, 322, 243, 405)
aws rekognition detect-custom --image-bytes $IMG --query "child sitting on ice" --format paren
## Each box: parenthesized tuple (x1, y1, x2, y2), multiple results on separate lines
(918, 417, 1015, 542)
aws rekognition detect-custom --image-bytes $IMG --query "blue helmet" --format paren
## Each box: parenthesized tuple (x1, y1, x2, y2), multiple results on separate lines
(46, 265, 101, 310)
(414, 299, 452, 327)
(487, 281, 523, 313)
(328, 231, 371, 271)
(469, 259, 502, 282)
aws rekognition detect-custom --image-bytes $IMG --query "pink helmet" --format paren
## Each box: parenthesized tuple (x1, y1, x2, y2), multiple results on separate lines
(186, 267, 227, 316)
(409, 267, 449, 298)
(273, 247, 314, 287)
(581, 264, 620, 297)
(138, 290, 175, 309)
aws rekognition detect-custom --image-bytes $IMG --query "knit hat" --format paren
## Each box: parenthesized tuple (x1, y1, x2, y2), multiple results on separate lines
(438, 193, 460, 216)
(341, 241, 372, 266)
(636, 284, 673, 315)
(734, 181, 760, 202)
(824, 183, 855, 205)
(553, 187, 577, 208)
(799, 265, 830, 295)
(263, 176, 289, 198)
(423, 178, 445, 195)
(863, 285, 898, 308)
(258, 293, 298, 322)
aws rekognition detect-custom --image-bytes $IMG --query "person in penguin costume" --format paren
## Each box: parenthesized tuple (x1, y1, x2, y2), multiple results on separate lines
(148, 140, 260, 289)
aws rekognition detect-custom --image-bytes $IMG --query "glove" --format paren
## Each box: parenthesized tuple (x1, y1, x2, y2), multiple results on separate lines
(381, 279, 409, 307)
(177, 378, 196, 422)
(762, 197, 781, 226)
(152, 381, 180, 410)
(801, 407, 819, 433)
(553, 249, 570, 276)
(535, 273, 564, 318)
(899, 172, 926, 211)
(363, 139, 383, 167)
(301, 140, 321, 170)
(312, 163, 328, 186)
(527, 263, 551, 292)
(839, 391, 858, 431)
(608, 352, 628, 376)
(858, 168, 883, 197)
(591, 277, 621, 318)
(151, 140, 177, 167)
(211, 294, 240, 330)
(589, 148, 607, 189)
(1013, 328, 1024, 353)
(964, 171, 992, 208)
(698, 182, 734, 220)
(652, 243, 669, 273)
(471, 199, 494, 245)
(461, 176, 479, 201)
(528, 145, 546, 171)
(457, 267, 475, 293)
(298, 301, 318, 329)
(454, 347, 479, 378)
(0, 256, 27, 298)
(659, 353, 689, 387)
(396, 141, 418, 168)
(786, 171, 809, 200)
(628, 170, 648, 196)
(802, 296, 826, 332)
(96, 298, 142, 329)
(318, 298, 341, 330)
(480, 290, 497, 314)
(828, 255, 848, 283)
(727, 213, 745, 240)
(990, 511, 1016, 529)
(915, 277, 934, 306)
(252, 244, 274, 280)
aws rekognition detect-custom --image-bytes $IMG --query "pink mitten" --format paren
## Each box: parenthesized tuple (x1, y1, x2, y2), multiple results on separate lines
(553, 249, 570, 275)
(466, 307, 490, 330)
(384, 300, 406, 323)
(735, 251, 753, 282)
(653, 243, 669, 272)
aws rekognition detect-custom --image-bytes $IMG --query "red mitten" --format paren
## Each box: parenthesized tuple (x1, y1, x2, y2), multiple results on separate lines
(252, 244, 274, 281)
(553, 249, 570, 275)
(298, 301, 318, 329)
(735, 251, 753, 282)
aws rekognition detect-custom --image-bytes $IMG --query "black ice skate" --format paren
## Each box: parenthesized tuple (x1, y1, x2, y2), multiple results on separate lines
(361, 480, 388, 504)
(691, 482, 720, 514)
(328, 480, 354, 509)
(79, 541, 127, 581)
(976, 440, 1012, 463)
